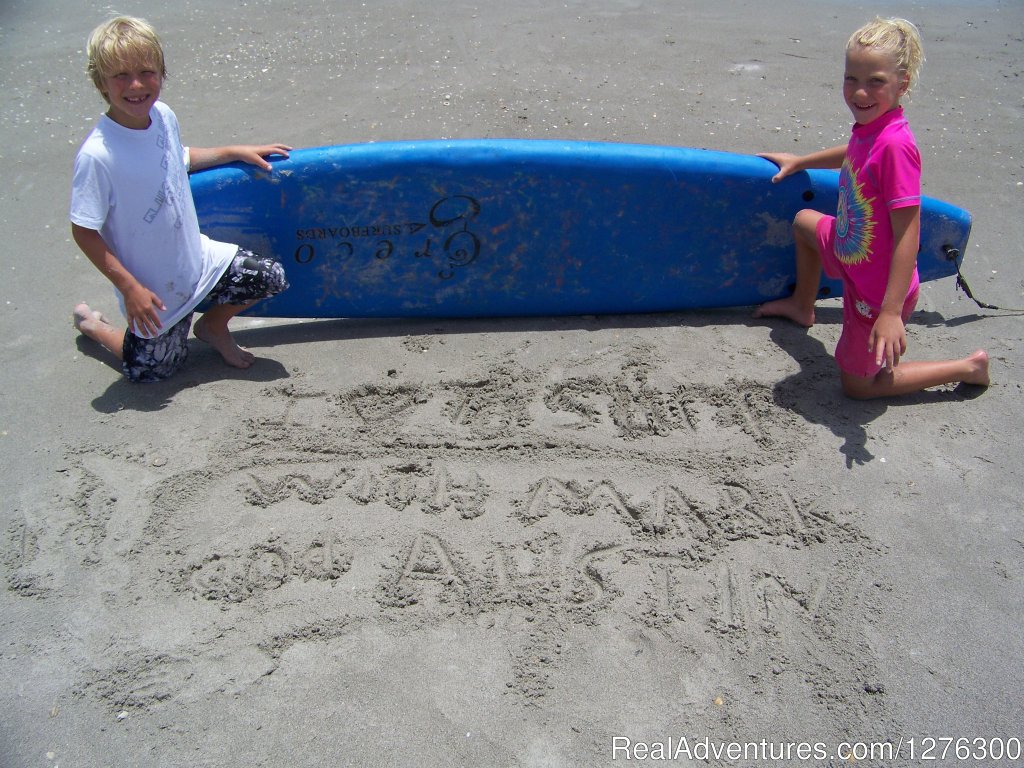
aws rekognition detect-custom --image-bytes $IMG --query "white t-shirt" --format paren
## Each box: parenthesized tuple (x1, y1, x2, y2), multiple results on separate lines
(70, 101, 236, 337)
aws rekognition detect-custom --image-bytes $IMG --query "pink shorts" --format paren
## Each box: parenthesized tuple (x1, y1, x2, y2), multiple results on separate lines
(816, 215, 919, 379)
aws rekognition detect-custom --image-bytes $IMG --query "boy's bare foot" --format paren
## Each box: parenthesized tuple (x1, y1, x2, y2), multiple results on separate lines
(963, 349, 990, 387)
(73, 302, 111, 333)
(73, 302, 126, 360)
(193, 316, 256, 369)
(752, 296, 815, 328)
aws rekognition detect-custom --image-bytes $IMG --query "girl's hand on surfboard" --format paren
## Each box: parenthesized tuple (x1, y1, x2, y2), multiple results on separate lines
(757, 152, 802, 184)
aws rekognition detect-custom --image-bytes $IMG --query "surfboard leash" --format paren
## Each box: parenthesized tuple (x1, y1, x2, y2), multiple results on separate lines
(944, 245, 1024, 313)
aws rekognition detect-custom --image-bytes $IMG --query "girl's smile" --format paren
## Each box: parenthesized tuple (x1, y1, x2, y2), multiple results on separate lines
(842, 45, 909, 126)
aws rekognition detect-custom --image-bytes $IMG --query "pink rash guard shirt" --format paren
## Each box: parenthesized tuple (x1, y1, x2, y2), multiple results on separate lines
(821, 106, 922, 313)
(815, 107, 923, 377)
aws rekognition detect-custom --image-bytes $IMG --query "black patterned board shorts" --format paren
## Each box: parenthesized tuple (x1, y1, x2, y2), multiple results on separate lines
(121, 249, 288, 382)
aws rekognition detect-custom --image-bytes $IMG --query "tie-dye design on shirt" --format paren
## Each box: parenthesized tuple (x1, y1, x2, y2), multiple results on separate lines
(834, 157, 876, 266)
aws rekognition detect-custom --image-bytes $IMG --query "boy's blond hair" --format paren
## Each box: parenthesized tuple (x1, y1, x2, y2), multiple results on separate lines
(847, 17, 925, 95)
(86, 16, 167, 95)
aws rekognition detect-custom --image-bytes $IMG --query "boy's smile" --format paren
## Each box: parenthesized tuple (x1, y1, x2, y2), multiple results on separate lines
(100, 63, 162, 129)
(843, 45, 908, 126)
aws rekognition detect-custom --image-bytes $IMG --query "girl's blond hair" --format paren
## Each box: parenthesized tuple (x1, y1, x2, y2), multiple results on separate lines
(847, 17, 924, 95)
(87, 16, 167, 94)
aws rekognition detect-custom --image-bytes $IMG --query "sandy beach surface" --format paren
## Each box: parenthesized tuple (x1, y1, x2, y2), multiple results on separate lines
(2, 0, 1022, 765)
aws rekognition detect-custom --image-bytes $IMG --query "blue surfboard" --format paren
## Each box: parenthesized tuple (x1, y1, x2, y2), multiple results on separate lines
(190, 139, 971, 318)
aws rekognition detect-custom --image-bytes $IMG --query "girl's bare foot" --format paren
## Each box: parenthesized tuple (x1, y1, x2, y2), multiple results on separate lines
(752, 296, 815, 328)
(193, 316, 256, 369)
(964, 349, 991, 387)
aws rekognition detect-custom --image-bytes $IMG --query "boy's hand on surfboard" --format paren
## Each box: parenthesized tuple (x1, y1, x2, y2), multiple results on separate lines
(239, 144, 293, 171)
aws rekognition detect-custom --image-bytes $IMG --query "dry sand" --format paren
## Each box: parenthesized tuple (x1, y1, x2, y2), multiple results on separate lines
(1, 0, 1022, 765)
